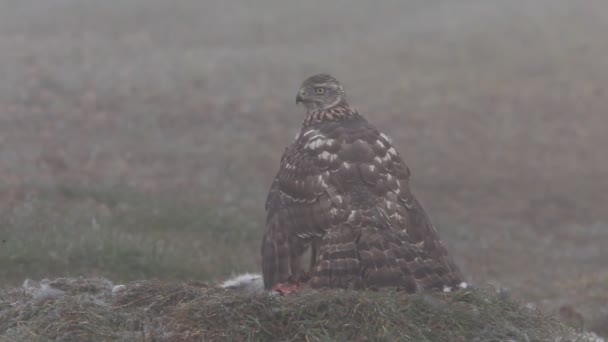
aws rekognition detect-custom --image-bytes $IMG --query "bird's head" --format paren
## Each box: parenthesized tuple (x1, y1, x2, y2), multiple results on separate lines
(296, 74, 346, 111)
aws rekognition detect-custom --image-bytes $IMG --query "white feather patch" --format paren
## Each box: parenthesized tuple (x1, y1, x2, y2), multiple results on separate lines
(347, 210, 357, 222)
(318, 152, 338, 162)
(306, 140, 320, 150)
(317, 175, 328, 188)
(380, 132, 393, 144)
(302, 129, 319, 138)
(324, 139, 336, 147)
(308, 134, 324, 141)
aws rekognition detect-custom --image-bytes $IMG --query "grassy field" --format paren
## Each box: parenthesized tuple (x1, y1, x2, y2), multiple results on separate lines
(1, 0, 607, 338)
(0, 186, 260, 284)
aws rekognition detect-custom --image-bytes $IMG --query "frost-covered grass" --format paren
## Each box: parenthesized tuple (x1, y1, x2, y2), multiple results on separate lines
(1, 277, 599, 342)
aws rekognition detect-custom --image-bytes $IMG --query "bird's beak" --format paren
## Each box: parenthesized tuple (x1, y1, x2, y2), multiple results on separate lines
(296, 88, 305, 104)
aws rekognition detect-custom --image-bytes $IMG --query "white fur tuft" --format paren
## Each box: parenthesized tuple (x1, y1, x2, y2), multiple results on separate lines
(22, 278, 65, 302)
(112, 284, 127, 294)
(220, 273, 264, 294)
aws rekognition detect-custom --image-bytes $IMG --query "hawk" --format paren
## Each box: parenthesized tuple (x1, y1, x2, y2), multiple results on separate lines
(261, 74, 463, 292)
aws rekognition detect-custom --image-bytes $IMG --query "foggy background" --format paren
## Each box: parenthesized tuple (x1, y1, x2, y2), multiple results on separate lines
(1, 0, 606, 332)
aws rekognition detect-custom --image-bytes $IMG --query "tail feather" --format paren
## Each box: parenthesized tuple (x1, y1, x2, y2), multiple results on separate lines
(357, 226, 417, 290)
(309, 221, 461, 292)
(309, 225, 362, 288)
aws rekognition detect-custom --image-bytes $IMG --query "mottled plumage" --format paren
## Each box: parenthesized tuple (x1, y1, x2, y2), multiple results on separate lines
(261, 74, 463, 291)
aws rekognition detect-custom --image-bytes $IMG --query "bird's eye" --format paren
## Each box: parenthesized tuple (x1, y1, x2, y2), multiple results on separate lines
(315, 87, 326, 95)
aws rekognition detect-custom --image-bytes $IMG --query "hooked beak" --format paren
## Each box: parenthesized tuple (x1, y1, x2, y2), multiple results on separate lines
(296, 87, 306, 104)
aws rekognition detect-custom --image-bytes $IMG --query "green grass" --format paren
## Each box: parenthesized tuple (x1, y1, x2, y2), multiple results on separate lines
(0, 185, 261, 286)
(0, 278, 588, 341)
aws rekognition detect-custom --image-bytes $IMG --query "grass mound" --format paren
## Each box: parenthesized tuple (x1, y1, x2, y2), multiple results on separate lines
(0, 278, 593, 341)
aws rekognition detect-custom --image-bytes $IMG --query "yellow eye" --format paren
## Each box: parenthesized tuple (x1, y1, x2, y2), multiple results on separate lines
(315, 87, 325, 95)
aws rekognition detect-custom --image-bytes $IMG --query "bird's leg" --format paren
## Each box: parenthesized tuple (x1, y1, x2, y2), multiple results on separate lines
(308, 241, 318, 274)
(288, 252, 304, 283)
(291, 241, 318, 283)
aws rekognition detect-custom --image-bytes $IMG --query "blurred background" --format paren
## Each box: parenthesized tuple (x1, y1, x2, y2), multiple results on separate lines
(0, 0, 606, 333)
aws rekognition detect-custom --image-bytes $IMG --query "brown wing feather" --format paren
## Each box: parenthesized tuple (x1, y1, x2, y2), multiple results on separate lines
(262, 131, 343, 289)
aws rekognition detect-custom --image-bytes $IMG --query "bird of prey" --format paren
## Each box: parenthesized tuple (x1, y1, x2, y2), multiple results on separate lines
(261, 74, 464, 292)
